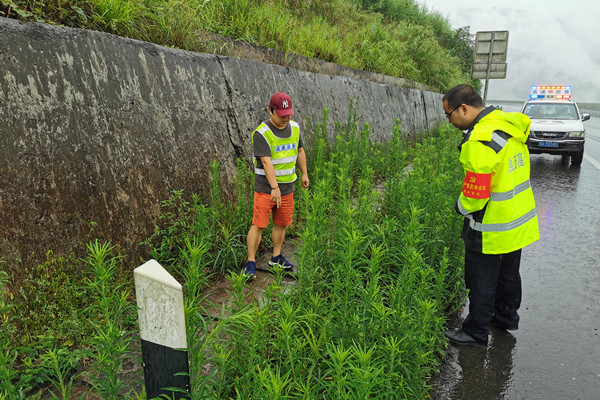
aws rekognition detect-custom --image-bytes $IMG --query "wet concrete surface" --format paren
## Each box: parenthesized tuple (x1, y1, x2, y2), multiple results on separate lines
(430, 154, 600, 400)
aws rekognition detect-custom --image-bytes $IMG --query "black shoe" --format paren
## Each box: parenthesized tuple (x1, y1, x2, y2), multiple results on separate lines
(445, 329, 487, 348)
(269, 254, 294, 271)
(243, 261, 256, 280)
(489, 317, 518, 331)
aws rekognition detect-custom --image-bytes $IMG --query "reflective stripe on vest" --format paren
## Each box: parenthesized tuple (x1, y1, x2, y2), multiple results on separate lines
(255, 167, 296, 176)
(457, 179, 532, 216)
(457, 178, 536, 231)
(466, 208, 537, 232)
(272, 156, 297, 165)
(489, 179, 532, 201)
(481, 130, 511, 153)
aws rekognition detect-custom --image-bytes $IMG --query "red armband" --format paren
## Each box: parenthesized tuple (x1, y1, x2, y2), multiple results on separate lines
(462, 171, 492, 199)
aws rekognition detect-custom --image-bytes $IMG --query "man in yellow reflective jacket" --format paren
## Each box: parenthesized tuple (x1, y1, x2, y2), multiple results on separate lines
(443, 84, 539, 348)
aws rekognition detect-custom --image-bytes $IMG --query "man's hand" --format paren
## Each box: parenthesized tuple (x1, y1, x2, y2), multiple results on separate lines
(301, 175, 310, 189)
(271, 187, 282, 207)
(260, 156, 281, 207)
(297, 148, 309, 189)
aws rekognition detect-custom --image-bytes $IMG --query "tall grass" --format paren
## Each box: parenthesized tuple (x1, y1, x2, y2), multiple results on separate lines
(0, 271, 27, 400)
(0, 106, 467, 398)
(0, 0, 478, 92)
(141, 158, 252, 276)
(172, 107, 465, 398)
(0, 241, 138, 399)
(83, 240, 138, 399)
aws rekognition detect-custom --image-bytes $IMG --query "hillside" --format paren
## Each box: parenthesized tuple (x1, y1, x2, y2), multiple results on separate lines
(0, 0, 479, 92)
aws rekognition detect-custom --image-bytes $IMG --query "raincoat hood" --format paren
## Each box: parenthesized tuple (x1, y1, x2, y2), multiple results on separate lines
(478, 109, 531, 144)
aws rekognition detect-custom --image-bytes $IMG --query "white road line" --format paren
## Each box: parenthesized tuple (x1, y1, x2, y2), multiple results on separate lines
(584, 154, 600, 170)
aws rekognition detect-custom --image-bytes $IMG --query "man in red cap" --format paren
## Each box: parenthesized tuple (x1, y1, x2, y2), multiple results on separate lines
(244, 92, 309, 278)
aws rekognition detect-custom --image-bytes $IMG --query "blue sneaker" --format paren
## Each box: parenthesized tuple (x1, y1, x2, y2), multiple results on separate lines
(268, 254, 294, 271)
(244, 261, 256, 279)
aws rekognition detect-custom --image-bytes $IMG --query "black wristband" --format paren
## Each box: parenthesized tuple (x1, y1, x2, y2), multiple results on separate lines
(271, 186, 279, 190)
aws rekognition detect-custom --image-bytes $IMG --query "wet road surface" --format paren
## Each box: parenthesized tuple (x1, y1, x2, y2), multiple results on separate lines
(430, 150, 600, 399)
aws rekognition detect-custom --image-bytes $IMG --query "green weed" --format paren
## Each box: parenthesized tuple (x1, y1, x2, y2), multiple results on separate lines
(1, 105, 468, 398)
(9, 251, 90, 348)
(83, 240, 138, 399)
(0, 271, 27, 399)
(39, 347, 84, 400)
(142, 158, 252, 276)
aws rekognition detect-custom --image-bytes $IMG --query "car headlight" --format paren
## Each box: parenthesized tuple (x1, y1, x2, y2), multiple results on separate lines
(568, 131, 585, 138)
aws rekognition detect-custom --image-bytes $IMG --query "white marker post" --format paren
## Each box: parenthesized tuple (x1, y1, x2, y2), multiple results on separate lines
(134, 260, 190, 399)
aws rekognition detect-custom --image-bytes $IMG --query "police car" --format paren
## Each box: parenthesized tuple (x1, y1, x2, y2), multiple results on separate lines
(521, 85, 590, 165)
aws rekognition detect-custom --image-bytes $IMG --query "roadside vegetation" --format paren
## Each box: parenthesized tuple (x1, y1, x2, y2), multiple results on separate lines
(1, 0, 473, 397)
(1, 104, 467, 398)
(0, 0, 479, 92)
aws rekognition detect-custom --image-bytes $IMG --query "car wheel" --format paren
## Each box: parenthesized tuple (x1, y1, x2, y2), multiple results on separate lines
(571, 149, 584, 166)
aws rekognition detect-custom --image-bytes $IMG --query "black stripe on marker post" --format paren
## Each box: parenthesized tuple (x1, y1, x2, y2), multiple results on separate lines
(141, 339, 190, 399)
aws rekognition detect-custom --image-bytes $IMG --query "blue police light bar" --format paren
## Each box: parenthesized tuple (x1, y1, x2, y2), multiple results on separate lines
(530, 85, 572, 100)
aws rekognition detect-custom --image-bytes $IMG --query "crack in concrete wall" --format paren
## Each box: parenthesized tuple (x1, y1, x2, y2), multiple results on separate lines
(0, 17, 445, 271)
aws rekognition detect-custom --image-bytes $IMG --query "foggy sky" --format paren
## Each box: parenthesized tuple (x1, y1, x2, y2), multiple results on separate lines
(420, 0, 600, 103)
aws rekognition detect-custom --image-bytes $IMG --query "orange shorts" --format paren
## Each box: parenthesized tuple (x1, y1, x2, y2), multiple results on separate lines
(252, 192, 294, 228)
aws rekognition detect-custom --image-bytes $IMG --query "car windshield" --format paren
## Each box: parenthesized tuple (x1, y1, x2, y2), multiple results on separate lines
(523, 102, 579, 120)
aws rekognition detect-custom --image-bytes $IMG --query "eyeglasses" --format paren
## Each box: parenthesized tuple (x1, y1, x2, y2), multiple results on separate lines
(445, 104, 461, 119)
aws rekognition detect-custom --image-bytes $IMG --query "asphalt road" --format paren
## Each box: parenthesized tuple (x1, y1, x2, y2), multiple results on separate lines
(582, 114, 600, 168)
(430, 105, 600, 400)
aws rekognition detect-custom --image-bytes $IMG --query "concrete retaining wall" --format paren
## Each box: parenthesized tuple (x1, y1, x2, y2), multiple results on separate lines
(0, 17, 444, 270)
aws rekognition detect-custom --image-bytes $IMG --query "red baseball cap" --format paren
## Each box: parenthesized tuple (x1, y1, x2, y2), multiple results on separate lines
(269, 92, 294, 117)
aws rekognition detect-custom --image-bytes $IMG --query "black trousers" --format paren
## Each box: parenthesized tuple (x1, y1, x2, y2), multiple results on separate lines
(461, 248, 522, 344)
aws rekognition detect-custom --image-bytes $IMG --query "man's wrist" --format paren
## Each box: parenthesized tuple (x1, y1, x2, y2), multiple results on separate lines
(271, 186, 279, 190)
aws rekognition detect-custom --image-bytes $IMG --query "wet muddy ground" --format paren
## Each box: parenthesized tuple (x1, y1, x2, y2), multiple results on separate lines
(430, 154, 600, 400)
(201, 240, 300, 319)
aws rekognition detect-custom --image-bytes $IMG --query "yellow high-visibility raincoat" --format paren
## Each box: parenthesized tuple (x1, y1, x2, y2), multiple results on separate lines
(457, 108, 539, 254)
